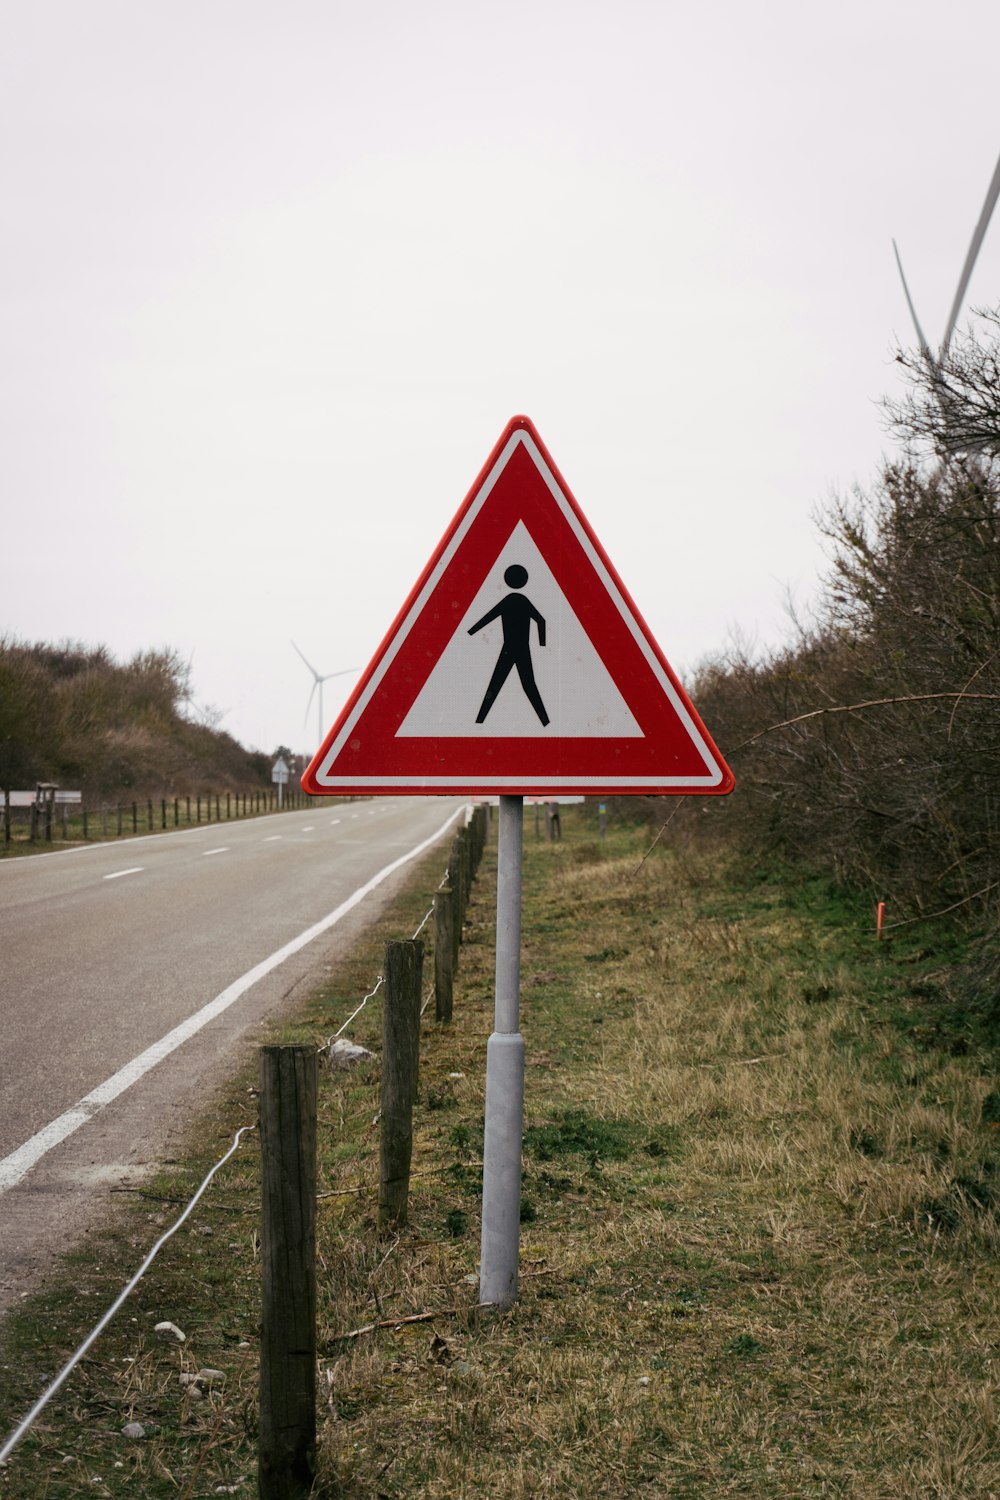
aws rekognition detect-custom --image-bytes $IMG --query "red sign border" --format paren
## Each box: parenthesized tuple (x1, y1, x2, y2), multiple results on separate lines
(302, 416, 735, 798)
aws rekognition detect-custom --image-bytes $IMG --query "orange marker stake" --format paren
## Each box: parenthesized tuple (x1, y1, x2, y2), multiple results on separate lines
(876, 900, 886, 939)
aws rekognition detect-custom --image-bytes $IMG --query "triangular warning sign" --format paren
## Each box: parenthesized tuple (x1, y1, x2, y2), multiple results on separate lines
(302, 417, 734, 797)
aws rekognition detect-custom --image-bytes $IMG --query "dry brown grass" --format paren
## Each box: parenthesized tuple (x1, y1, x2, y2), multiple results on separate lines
(301, 823, 1000, 1498)
(2, 811, 999, 1497)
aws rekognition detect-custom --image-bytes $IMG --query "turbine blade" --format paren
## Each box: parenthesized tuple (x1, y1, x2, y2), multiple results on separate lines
(319, 667, 359, 683)
(291, 639, 319, 680)
(941, 146, 1000, 355)
(892, 239, 931, 356)
(303, 680, 317, 727)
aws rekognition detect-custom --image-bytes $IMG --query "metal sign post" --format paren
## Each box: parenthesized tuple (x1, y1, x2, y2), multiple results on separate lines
(479, 794, 525, 1307)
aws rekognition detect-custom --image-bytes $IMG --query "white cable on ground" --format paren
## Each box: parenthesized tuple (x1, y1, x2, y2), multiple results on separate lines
(0, 1123, 256, 1469)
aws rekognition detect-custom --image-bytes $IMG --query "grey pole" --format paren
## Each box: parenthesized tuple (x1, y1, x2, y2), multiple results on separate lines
(479, 794, 525, 1307)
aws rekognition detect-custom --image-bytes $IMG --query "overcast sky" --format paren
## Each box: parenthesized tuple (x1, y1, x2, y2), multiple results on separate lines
(3, 2, 998, 758)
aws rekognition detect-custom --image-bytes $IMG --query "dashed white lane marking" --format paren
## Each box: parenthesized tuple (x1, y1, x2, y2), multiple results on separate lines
(263, 835, 282, 842)
(103, 868, 144, 881)
(203, 848, 229, 857)
(301, 826, 315, 833)
(0, 805, 465, 1196)
(329, 819, 341, 826)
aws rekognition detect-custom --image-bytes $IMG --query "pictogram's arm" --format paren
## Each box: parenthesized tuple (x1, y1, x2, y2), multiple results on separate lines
(468, 602, 504, 636)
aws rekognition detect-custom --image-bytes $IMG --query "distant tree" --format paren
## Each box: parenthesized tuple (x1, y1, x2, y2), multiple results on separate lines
(0, 635, 270, 800)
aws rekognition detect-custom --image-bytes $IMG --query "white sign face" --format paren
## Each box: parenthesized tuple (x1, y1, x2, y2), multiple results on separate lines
(396, 522, 643, 740)
(271, 757, 290, 784)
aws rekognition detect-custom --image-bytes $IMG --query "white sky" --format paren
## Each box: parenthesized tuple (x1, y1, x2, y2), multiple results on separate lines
(3, 1, 999, 758)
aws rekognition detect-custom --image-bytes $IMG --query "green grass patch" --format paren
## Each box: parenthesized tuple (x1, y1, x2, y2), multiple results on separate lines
(2, 808, 1000, 1496)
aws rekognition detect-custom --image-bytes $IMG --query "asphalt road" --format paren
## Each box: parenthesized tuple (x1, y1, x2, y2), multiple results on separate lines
(0, 796, 466, 1316)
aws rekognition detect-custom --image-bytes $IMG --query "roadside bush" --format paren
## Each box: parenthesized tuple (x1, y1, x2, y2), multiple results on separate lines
(0, 636, 271, 799)
(638, 327, 1000, 932)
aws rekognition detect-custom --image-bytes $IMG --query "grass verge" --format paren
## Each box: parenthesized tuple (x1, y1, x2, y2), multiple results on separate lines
(1, 808, 999, 1497)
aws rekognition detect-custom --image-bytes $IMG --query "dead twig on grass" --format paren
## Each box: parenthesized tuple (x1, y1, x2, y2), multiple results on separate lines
(330, 1308, 460, 1343)
(694, 1054, 782, 1068)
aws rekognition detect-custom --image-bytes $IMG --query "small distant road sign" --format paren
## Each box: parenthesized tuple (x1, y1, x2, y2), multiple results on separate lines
(271, 757, 290, 809)
(302, 416, 733, 798)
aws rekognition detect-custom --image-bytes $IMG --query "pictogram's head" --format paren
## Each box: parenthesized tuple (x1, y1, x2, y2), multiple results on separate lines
(504, 564, 529, 589)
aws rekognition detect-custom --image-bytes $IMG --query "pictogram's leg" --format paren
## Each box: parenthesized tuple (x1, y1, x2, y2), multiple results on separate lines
(515, 656, 549, 726)
(476, 649, 516, 724)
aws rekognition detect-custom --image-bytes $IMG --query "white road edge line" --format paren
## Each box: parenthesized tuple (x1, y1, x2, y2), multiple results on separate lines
(0, 806, 465, 1196)
(203, 848, 229, 857)
(104, 868, 145, 881)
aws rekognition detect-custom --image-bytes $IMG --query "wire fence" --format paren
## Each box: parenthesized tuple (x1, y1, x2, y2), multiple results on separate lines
(0, 1125, 257, 1467)
(1, 788, 360, 849)
(0, 801, 489, 1473)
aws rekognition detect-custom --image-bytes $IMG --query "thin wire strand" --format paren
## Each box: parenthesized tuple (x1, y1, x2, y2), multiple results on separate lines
(0, 1123, 257, 1468)
(319, 976, 385, 1054)
(322, 890, 440, 1052)
(411, 904, 434, 940)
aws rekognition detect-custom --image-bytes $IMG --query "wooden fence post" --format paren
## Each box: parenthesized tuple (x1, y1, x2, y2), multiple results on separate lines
(471, 806, 484, 871)
(259, 1045, 317, 1499)
(450, 832, 466, 937)
(378, 939, 423, 1229)
(434, 889, 454, 1023)
(82, 807, 88, 841)
(450, 870, 462, 965)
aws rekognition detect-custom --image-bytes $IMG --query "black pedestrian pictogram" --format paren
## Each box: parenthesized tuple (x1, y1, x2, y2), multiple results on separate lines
(468, 564, 550, 726)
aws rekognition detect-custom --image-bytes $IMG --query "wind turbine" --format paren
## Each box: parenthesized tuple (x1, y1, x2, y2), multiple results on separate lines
(893, 146, 1000, 365)
(291, 641, 357, 747)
